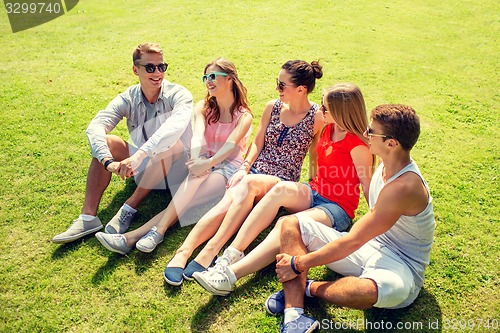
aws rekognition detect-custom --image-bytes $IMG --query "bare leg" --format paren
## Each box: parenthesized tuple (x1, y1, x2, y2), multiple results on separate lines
(280, 216, 308, 310)
(231, 218, 284, 279)
(309, 277, 378, 310)
(82, 135, 130, 216)
(280, 215, 378, 310)
(192, 174, 281, 268)
(123, 172, 227, 245)
(166, 192, 233, 268)
(230, 208, 333, 280)
(229, 181, 311, 253)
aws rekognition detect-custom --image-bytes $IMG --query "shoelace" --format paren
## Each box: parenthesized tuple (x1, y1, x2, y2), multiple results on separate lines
(119, 211, 134, 225)
(145, 230, 159, 241)
(209, 271, 229, 283)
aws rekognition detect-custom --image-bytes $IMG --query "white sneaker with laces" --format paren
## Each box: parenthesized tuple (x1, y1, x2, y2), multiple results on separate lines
(212, 246, 244, 270)
(52, 216, 103, 244)
(95, 232, 133, 255)
(136, 226, 164, 253)
(105, 206, 135, 234)
(193, 267, 234, 296)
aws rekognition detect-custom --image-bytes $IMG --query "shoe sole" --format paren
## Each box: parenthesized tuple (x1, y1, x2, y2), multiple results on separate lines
(182, 273, 194, 281)
(164, 273, 183, 286)
(193, 272, 231, 296)
(52, 225, 103, 244)
(136, 239, 163, 253)
(104, 225, 119, 234)
(95, 234, 130, 255)
(306, 320, 319, 333)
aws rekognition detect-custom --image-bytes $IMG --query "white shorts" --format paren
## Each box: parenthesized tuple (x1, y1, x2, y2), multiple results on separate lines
(298, 216, 420, 309)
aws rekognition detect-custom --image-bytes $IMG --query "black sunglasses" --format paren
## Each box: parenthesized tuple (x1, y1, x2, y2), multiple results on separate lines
(276, 78, 295, 92)
(365, 126, 393, 139)
(320, 103, 327, 115)
(136, 62, 168, 73)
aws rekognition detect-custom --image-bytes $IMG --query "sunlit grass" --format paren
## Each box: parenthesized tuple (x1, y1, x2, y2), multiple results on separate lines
(0, 0, 498, 332)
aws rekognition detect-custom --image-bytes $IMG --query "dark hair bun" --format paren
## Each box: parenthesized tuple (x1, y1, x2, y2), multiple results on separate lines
(310, 61, 323, 79)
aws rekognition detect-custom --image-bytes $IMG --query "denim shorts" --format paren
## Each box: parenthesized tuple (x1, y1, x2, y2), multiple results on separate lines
(211, 160, 239, 181)
(306, 184, 352, 232)
(249, 166, 287, 181)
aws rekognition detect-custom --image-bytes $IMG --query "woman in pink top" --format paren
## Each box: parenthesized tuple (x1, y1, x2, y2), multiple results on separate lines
(95, 58, 253, 255)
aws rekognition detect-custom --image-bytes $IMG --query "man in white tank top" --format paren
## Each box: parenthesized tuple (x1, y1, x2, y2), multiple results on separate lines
(272, 104, 435, 333)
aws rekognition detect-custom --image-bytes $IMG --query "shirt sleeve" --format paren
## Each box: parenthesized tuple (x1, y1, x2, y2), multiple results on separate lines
(139, 86, 193, 157)
(85, 94, 130, 162)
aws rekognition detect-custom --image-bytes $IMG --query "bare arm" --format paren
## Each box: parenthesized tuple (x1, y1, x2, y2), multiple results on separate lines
(308, 110, 325, 180)
(350, 145, 373, 204)
(276, 174, 424, 281)
(190, 100, 208, 159)
(227, 100, 273, 187)
(188, 110, 253, 176)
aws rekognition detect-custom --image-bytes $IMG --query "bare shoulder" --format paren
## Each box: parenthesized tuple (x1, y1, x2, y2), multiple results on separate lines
(386, 171, 429, 215)
(264, 99, 277, 110)
(261, 100, 276, 119)
(313, 109, 325, 130)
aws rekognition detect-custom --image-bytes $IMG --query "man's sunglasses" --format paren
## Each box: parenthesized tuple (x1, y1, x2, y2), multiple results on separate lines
(202, 72, 228, 82)
(136, 62, 168, 73)
(365, 126, 393, 139)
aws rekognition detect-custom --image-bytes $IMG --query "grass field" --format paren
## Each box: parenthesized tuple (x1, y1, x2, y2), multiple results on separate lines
(0, 0, 498, 332)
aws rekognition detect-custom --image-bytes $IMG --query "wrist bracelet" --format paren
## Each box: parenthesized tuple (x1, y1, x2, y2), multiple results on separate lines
(290, 256, 301, 275)
(103, 159, 115, 171)
(295, 255, 304, 273)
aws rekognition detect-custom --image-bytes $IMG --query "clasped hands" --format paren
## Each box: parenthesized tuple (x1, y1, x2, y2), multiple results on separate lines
(275, 253, 300, 283)
(186, 156, 211, 178)
(106, 152, 146, 180)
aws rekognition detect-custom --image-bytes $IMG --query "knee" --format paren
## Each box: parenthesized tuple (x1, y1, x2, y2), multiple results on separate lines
(377, 278, 412, 309)
(106, 135, 128, 159)
(280, 215, 300, 235)
(239, 175, 255, 194)
(267, 182, 288, 199)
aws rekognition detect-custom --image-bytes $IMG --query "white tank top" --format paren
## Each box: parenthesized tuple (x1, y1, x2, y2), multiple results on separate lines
(369, 160, 435, 288)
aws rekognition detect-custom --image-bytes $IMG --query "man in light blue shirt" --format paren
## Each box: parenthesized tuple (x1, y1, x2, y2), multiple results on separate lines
(52, 42, 193, 244)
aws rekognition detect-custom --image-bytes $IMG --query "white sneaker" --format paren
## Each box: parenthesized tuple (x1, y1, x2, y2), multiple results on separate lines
(95, 232, 133, 255)
(212, 247, 244, 270)
(52, 216, 102, 244)
(105, 206, 135, 234)
(136, 226, 164, 253)
(193, 267, 234, 296)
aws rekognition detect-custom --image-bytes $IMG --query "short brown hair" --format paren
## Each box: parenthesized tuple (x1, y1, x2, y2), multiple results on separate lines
(370, 104, 420, 151)
(132, 42, 163, 64)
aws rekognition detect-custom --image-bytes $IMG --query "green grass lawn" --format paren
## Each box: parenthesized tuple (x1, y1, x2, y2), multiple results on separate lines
(0, 0, 498, 332)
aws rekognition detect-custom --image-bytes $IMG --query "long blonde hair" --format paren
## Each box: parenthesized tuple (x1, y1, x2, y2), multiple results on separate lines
(325, 83, 368, 145)
(325, 83, 375, 169)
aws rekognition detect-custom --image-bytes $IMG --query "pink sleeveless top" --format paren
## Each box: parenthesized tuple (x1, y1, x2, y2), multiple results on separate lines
(202, 107, 251, 167)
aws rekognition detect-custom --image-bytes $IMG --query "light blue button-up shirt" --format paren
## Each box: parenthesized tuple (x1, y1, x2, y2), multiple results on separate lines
(86, 80, 193, 162)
